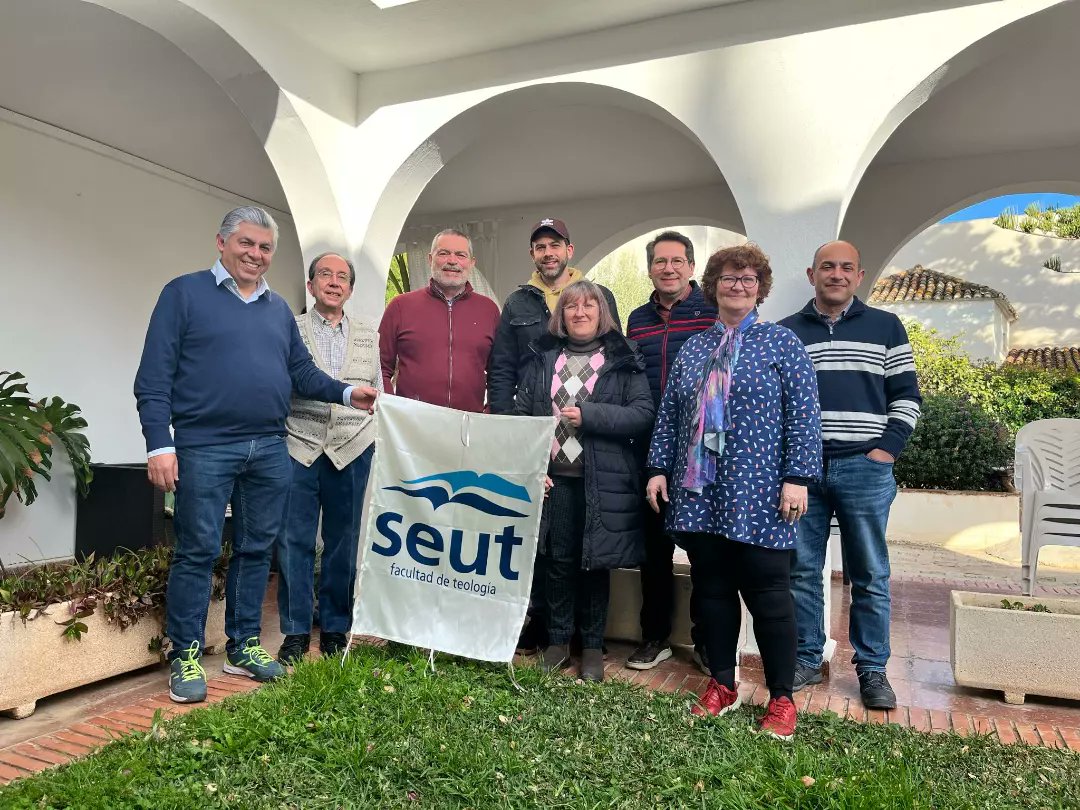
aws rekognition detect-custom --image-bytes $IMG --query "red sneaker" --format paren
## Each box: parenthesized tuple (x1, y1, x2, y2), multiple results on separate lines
(757, 696, 797, 741)
(691, 678, 742, 717)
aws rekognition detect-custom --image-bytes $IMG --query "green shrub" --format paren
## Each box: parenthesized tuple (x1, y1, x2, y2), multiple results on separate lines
(977, 363, 1080, 434)
(905, 320, 988, 400)
(901, 320, 1080, 489)
(894, 393, 1012, 491)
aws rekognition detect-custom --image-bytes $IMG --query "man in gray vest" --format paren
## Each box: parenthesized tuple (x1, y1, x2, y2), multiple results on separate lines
(276, 252, 382, 664)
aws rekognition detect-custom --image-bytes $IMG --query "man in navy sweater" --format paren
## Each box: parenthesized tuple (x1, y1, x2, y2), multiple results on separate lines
(624, 231, 717, 672)
(779, 240, 921, 710)
(135, 207, 377, 703)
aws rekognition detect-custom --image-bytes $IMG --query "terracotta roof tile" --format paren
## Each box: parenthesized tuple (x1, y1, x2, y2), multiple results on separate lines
(870, 266, 1017, 320)
(1005, 346, 1080, 373)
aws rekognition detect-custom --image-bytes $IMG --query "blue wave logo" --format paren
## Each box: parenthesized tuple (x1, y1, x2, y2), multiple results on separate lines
(384, 471, 532, 518)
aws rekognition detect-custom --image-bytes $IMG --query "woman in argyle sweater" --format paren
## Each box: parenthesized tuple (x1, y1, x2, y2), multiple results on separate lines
(514, 280, 655, 681)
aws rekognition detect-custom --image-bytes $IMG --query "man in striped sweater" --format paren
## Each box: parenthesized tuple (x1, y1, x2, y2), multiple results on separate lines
(779, 240, 921, 710)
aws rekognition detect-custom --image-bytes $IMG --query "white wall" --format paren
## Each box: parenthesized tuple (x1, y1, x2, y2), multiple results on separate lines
(0, 115, 303, 563)
(886, 218, 1080, 349)
(880, 300, 1007, 363)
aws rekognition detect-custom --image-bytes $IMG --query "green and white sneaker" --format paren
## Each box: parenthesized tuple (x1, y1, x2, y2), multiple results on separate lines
(169, 640, 207, 703)
(224, 636, 285, 682)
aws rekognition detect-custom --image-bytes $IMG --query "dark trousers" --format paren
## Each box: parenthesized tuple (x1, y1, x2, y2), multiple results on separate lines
(544, 476, 610, 649)
(276, 447, 373, 635)
(680, 533, 796, 700)
(639, 503, 701, 647)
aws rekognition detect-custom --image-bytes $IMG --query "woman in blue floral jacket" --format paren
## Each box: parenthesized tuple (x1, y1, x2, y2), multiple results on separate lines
(646, 243, 821, 740)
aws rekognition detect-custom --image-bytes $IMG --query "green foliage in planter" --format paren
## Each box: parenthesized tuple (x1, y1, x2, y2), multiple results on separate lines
(894, 394, 1012, 491)
(999, 598, 1052, 613)
(0, 370, 93, 519)
(0, 545, 228, 640)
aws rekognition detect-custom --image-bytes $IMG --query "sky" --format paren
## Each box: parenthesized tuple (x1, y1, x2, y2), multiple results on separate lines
(942, 193, 1080, 222)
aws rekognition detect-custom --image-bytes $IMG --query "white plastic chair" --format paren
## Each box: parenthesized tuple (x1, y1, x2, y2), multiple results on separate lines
(1015, 418, 1080, 595)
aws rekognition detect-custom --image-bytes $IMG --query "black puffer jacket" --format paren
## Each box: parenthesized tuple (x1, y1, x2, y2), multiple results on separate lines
(514, 330, 655, 570)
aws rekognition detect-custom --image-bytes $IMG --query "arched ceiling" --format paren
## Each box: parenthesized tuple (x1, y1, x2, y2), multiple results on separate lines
(873, 6, 1080, 166)
(251, 0, 745, 73)
(411, 102, 728, 215)
(841, 1, 1080, 282)
(0, 0, 289, 211)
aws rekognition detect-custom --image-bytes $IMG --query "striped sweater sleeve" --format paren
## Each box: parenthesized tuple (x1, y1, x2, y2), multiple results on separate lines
(877, 317, 922, 458)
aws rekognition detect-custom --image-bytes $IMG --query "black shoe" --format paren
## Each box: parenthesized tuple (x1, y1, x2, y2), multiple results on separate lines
(793, 663, 823, 692)
(541, 643, 570, 673)
(516, 620, 547, 655)
(692, 645, 710, 677)
(320, 632, 349, 657)
(277, 633, 310, 665)
(626, 639, 673, 670)
(580, 648, 605, 682)
(859, 671, 897, 710)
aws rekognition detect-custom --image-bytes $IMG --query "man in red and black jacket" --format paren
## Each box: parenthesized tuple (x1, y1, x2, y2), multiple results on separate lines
(624, 230, 717, 672)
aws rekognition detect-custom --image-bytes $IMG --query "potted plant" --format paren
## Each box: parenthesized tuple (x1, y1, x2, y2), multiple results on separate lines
(0, 546, 229, 719)
(950, 591, 1080, 704)
(0, 370, 93, 521)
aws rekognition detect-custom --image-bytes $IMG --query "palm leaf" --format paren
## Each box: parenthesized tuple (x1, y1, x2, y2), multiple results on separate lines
(35, 397, 93, 497)
(0, 371, 92, 516)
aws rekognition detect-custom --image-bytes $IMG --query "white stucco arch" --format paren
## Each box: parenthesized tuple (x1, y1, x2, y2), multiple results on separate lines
(362, 81, 740, 304)
(838, 1, 1080, 292)
(81, 0, 352, 263)
(863, 176, 1080, 291)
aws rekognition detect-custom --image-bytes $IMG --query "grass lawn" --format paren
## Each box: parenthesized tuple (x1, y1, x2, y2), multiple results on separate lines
(2, 646, 1077, 809)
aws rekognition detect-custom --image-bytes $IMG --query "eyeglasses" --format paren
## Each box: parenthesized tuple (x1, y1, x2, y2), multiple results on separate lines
(315, 269, 351, 284)
(435, 250, 471, 261)
(718, 275, 760, 289)
(651, 258, 688, 270)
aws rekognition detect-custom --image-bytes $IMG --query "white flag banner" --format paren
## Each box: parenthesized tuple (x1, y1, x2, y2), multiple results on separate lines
(350, 394, 556, 662)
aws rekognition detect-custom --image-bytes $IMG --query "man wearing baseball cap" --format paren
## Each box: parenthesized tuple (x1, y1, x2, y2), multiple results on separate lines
(489, 217, 620, 654)
(489, 218, 620, 416)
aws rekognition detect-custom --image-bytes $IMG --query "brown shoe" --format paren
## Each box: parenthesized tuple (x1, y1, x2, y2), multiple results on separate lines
(541, 644, 570, 673)
(580, 648, 605, 682)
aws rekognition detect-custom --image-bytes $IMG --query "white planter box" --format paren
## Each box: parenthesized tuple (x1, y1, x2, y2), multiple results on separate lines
(950, 590, 1080, 705)
(0, 598, 226, 719)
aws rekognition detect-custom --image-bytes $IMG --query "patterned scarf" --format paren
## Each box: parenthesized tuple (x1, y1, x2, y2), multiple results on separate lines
(682, 309, 758, 494)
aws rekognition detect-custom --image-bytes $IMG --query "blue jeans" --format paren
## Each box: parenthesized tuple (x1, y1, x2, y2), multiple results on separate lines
(791, 453, 896, 673)
(168, 436, 291, 659)
(277, 447, 373, 635)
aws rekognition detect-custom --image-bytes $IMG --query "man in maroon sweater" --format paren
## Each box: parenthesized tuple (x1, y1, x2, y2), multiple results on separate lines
(379, 229, 500, 412)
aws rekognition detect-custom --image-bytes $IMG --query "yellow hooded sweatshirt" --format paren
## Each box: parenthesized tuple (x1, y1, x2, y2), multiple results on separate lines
(528, 266, 584, 312)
